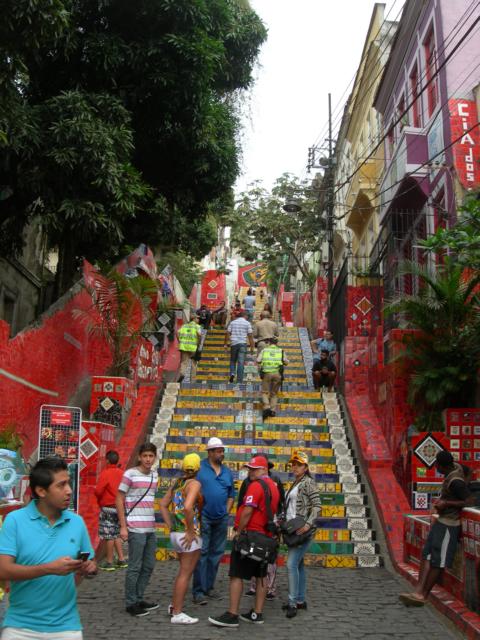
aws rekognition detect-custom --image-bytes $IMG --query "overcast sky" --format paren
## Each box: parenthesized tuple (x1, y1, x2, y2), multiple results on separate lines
(235, 0, 406, 194)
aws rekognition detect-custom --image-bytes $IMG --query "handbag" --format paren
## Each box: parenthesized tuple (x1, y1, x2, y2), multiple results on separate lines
(235, 479, 279, 566)
(280, 515, 314, 547)
(281, 481, 316, 547)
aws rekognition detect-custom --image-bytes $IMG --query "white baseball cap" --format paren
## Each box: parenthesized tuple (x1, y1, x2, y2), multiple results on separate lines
(206, 437, 225, 450)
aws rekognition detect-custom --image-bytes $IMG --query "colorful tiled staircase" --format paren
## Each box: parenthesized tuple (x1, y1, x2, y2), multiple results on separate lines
(151, 326, 381, 568)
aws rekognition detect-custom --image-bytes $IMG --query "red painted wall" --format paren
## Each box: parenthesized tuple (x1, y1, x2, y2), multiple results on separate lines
(0, 290, 112, 460)
(200, 270, 226, 310)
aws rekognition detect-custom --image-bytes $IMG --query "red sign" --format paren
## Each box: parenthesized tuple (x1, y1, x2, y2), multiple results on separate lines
(50, 409, 72, 426)
(449, 99, 480, 189)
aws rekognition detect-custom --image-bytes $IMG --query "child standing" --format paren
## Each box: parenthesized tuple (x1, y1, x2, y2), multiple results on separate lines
(94, 450, 128, 571)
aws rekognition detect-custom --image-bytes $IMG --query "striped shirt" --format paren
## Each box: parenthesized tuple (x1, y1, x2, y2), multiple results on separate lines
(118, 467, 158, 533)
(228, 317, 252, 346)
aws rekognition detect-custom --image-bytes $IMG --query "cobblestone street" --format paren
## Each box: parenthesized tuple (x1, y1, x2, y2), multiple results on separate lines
(78, 562, 462, 639)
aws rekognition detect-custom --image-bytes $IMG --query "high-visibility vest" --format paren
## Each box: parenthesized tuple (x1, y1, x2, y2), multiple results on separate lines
(260, 346, 283, 373)
(178, 322, 199, 352)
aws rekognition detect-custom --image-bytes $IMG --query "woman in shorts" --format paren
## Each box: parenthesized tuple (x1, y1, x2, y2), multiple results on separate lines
(159, 453, 203, 624)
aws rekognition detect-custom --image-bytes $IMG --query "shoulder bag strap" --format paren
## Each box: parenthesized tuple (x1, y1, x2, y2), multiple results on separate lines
(126, 472, 154, 517)
(257, 478, 274, 526)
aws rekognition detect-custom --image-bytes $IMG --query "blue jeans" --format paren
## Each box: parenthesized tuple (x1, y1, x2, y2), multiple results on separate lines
(192, 513, 229, 596)
(229, 344, 247, 382)
(287, 539, 311, 605)
(125, 531, 157, 607)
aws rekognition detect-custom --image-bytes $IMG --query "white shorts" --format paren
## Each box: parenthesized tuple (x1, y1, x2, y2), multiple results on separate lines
(1, 629, 82, 640)
(170, 532, 202, 553)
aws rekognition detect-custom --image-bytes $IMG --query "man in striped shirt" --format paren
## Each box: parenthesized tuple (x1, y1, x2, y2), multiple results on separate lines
(224, 311, 254, 383)
(116, 443, 159, 617)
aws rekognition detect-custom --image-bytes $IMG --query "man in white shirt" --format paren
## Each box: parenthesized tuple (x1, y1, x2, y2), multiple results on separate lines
(224, 311, 254, 383)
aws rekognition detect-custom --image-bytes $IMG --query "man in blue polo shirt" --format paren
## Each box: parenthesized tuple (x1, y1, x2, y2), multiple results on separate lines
(0, 457, 96, 638)
(192, 437, 234, 605)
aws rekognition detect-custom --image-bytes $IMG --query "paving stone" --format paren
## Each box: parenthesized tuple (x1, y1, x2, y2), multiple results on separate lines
(78, 563, 462, 639)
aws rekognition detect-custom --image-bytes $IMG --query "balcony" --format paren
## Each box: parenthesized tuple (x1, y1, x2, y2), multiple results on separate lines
(379, 127, 429, 221)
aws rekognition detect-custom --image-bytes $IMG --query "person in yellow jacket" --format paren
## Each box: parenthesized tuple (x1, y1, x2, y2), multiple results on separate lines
(177, 315, 202, 383)
(257, 337, 288, 420)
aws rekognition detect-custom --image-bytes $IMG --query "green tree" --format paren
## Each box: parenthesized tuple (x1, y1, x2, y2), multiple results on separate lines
(0, 0, 267, 294)
(420, 196, 480, 268)
(385, 259, 480, 430)
(228, 174, 326, 287)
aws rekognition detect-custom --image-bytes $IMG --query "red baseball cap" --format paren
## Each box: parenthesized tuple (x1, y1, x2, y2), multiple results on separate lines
(244, 455, 268, 469)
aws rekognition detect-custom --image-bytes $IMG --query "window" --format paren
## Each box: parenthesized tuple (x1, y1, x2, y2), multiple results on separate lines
(424, 28, 438, 116)
(397, 94, 407, 132)
(0, 289, 16, 335)
(410, 64, 422, 127)
(386, 125, 395, 159)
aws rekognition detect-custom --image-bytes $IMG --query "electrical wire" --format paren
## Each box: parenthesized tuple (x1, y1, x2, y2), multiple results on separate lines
(308, 0, 405, 153)
(332, 10, 480, 197)
(303, 0, 479, 184)
(331, 50, 480, 219)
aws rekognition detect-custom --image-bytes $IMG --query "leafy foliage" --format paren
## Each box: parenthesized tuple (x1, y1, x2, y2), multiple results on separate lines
(76, 266, 163, 376)
(385, 259, 480, 428)
(420, 196, 480, 268)
(227, 174, 326, 288)
(157, 251, 203, 296)
(0, 0, 267, 294)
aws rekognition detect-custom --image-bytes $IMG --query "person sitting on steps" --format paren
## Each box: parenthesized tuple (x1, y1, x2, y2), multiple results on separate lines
(312, 349, 336, 392)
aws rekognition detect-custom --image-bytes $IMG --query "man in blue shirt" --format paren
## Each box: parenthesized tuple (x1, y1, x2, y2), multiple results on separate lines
(192, 437, 234, 605)
(0, 457, 96, 638)
(311, 330, 337, 362)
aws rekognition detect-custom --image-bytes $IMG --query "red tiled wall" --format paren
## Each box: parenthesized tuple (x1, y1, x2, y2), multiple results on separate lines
(0, 291, 112, 460)
(79, 385, 160, 545)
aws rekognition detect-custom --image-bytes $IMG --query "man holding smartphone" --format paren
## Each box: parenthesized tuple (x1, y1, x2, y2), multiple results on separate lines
(0, 457, 96, 639)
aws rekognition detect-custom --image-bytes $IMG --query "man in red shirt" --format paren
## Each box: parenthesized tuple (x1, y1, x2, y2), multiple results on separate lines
(94, 450, 128, 571)
(209, 455, 279, 628)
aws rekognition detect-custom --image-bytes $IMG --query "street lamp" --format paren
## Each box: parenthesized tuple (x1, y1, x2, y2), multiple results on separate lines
(283, 197, 302, 214)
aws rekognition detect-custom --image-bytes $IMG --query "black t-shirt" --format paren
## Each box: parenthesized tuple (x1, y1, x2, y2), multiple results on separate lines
(312, 359, 337, 373)
(449, 478, 470, 501)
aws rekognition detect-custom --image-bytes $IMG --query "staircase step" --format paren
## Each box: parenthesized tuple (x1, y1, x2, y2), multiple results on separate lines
(150, 325, 381, 568)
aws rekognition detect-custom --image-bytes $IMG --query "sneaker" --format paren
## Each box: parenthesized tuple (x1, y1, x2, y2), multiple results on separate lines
(126, 604, 150, 617)
(239, 609, 264, 624)
(99, 561, 116, 572)
(285, 605, 297, 619)
(206, 589, 222, 599)
(171, 612, 199, 625)
(168, 604, 174, 616)
(297, 601, 307, 610)
(245, 589, 256, 597)
(266, 592, 275, 600)
(138, 601, 159, 611)
(208, 611, 239, 627)
(229, 375, 235, 383)
(193, 594, 208, 605)
(115, 559, 128, 569)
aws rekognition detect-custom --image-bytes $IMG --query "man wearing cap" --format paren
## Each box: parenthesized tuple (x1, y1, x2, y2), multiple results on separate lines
(400, 450, 472, 607)
(192, 437, 235, 605)
(209, 455, 280, 628)
(257, 336, 289, 420)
